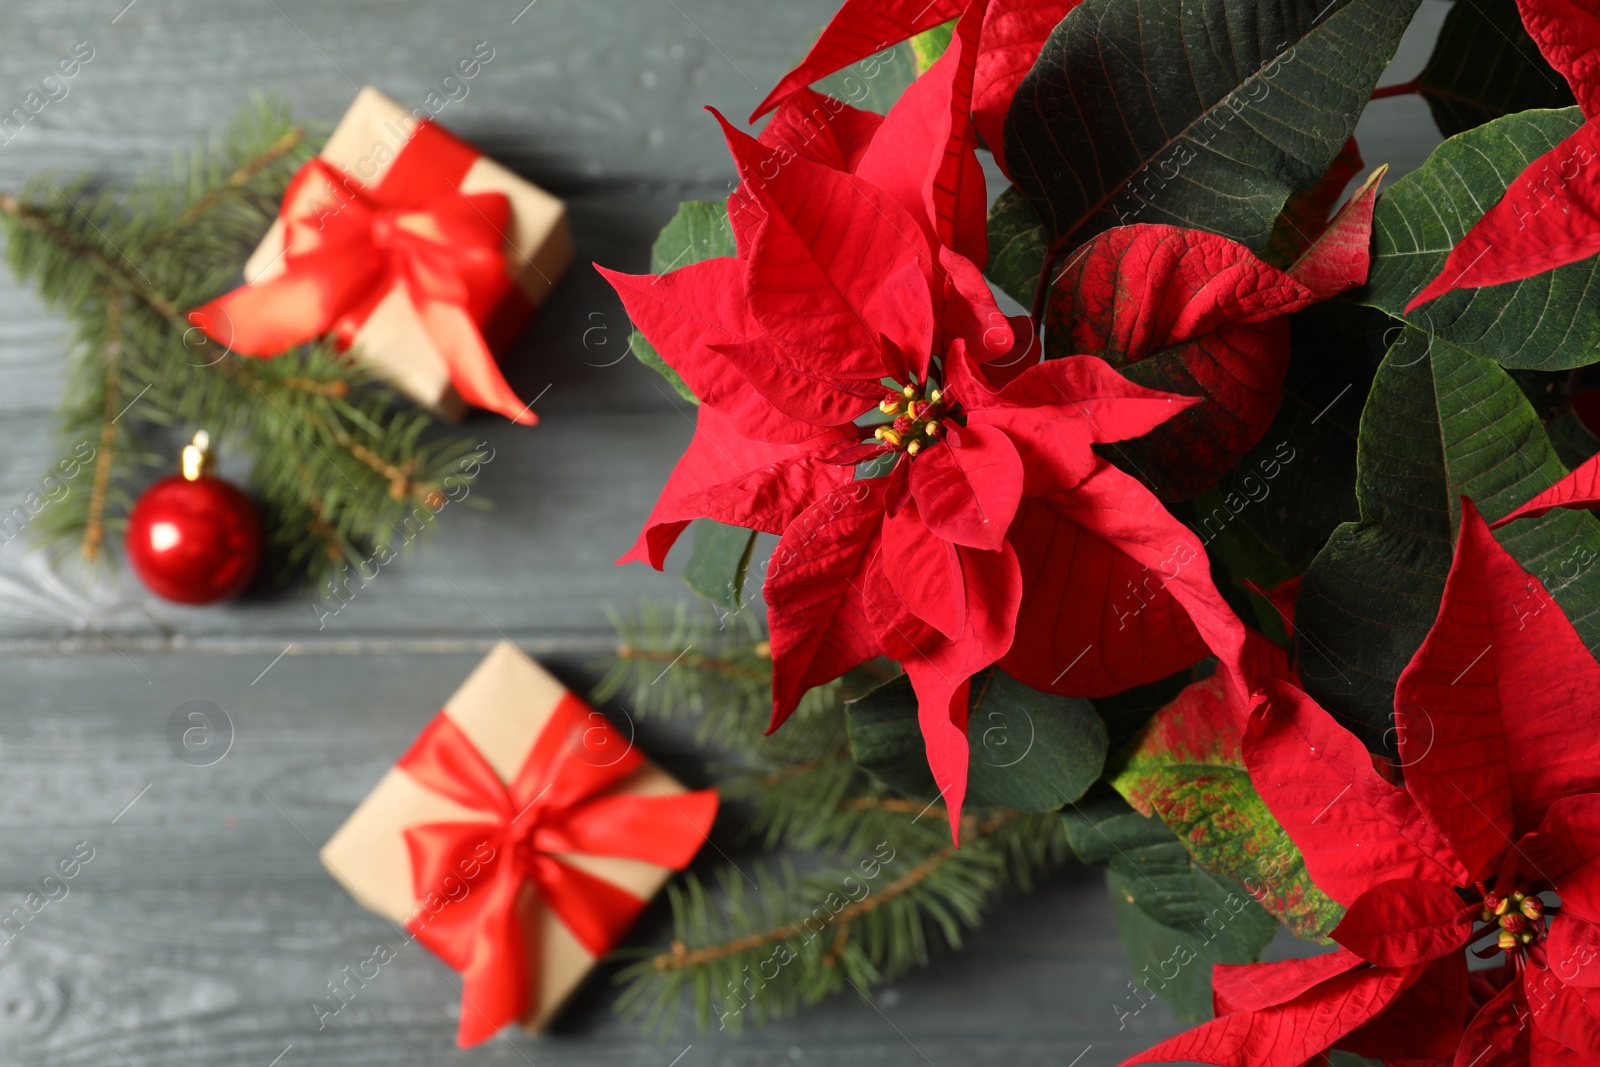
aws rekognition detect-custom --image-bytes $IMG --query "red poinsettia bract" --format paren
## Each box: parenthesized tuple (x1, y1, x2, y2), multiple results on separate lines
(751, 0, 1081, 174)
(1039, 168, 1381, 502)
(602, 5, 1245, 839)
(1127, 497, 1600, 1066)
(1408, 0, 1600, 309)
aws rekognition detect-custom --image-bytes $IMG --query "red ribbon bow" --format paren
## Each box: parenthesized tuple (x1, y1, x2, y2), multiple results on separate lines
(189, 121, 537, 424)
(396, 694, 717, 1046)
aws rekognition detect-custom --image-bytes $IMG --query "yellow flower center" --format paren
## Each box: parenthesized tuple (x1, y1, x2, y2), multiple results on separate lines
(874, 383, 948, 456)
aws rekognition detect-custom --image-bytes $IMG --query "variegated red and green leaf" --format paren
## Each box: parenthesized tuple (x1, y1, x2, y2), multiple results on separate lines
(1109, 675, 1344, 940)
(1046, 221, 1371, 501)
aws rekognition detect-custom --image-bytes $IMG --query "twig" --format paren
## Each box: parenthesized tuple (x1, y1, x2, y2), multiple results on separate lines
(842, 796, 941, 816)
(0, 192, 182, 320)
(759, 749, 852, 788)
(330, 431, 416, 500)
(81, 293, 124, 561)
(616, 643, 772, 684)
(822, 923, 851, 969)
(280, 375, 349, 399)
(217, 358, 432, 501)
(649, 812, 1018, 971)
(1, 182, 422, 503)
(142, 126, 305, 246)
(294, 463, 347, 564)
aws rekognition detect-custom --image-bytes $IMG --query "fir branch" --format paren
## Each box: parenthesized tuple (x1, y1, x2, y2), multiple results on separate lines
(615, 641, 771, 684)
(281, 376, 349, 398)
(0, 191, 182, 319)
(294, 462, 347, 564)
(616, 809, 1065, 1035)
(593, 601, 851, 755)
(650, 811, 1018, 971)
(759, 750, 851, 789)
(2, 99, 488, 590)
(140, 125, 305, 246)
(601, 602, 1073, 1036)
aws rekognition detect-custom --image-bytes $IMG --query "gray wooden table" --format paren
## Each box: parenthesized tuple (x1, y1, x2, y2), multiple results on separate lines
(0, 2, 1448, 1064)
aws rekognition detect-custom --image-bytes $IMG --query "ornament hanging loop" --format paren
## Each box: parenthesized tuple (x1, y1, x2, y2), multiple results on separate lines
(181, 430, 213, 481)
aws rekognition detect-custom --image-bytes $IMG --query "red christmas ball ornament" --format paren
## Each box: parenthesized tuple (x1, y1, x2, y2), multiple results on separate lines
(125, 431, 262, 605)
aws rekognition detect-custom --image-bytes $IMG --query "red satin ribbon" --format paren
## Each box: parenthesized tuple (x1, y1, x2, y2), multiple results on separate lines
(395, 695, 717, 1046)
(189, 120, 538, 424)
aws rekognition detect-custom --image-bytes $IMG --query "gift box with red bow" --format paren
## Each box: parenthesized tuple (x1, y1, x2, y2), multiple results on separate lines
(320, 641, 718, 1045)
(191, 87, 571, 424)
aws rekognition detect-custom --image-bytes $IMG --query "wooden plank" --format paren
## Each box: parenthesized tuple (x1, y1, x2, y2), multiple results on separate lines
(0, 181, 734, 417)
(0, 649, 1190, 1065)
(0, 407, 711, 644)
(0, 0, 842, 189)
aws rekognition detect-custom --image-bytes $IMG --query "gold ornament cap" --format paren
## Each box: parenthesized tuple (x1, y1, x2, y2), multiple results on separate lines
(181, 430, 213, 481)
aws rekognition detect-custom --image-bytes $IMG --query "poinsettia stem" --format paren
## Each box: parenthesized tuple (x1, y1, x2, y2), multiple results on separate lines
(1369, 81, 1419, 100)
(649, 812, 1017, 971)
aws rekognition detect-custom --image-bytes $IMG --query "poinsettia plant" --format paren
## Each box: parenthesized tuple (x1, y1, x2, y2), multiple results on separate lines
(603, 0, 1600, 1055)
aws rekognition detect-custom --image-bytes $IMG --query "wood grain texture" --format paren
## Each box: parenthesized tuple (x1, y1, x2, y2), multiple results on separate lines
(0, 0, 1446, 1063)
(0, 651, 1196, 1066)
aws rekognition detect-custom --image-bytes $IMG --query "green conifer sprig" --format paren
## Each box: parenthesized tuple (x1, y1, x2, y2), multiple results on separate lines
(593, 600, 850, 754)
(1, 98, 487, 588)
(616, 807, 1066, 1035)
(599, 601, 1071, 1036)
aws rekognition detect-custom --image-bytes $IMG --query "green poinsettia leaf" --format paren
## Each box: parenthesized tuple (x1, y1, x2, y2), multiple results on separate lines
(650, 199, 736, 274)
(683, 520, 757, 607)
(631, 199, 738, 403)
(846, 675, 942, 800)
(1093, 669, 1195, 754)
(1003, 0, 1419, 255)
(1064, 790, 1221, 925)
(1108, 674, 1344, 941)
(985, 185, 1047, 309)
(630, 331, 696, 403)
(847, 668, 1108, 811)
(813, 42, 921, 116)
(1296, 328, 1600, 749)
(1217, 301, 1384, 571)
(1109, 867, 1278, 1023)
(1413, 0, 1575, 138)
(910, 20, 956, 73)
(1362, 107, 1600, 370)
(1062, 792, 1276, 1023)
(1190, 485, 1298, 645)
(1551, 407, 1600, 469)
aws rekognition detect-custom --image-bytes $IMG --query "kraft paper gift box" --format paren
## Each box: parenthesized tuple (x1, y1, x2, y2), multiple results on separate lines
(320, 641, 717, 1044)
(237, 87, 572, 421)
